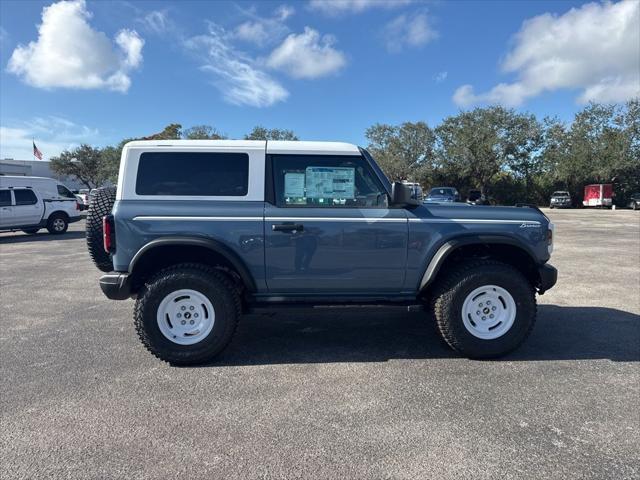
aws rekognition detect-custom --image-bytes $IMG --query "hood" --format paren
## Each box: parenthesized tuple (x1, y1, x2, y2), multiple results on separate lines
(410, 203, 548, 224)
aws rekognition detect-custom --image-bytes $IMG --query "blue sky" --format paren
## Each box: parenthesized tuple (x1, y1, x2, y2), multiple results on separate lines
(0, 0, 638, 160)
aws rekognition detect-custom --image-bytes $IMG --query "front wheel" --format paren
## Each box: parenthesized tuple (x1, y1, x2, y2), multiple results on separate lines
(431, 260, 536, 359)
(134, 264, 241, 365)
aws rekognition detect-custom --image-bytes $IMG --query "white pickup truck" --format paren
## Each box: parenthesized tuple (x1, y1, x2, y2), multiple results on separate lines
(0, 176, 82, 234)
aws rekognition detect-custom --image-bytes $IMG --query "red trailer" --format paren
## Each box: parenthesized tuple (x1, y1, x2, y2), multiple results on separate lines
(582, 184, 613, 207)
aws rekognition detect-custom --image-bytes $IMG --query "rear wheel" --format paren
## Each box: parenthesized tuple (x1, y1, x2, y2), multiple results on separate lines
(134, 264, 241, 365)
(46, 214, 68, 234)
(86, 187, 116, 272)
(431, 260, 536, 359)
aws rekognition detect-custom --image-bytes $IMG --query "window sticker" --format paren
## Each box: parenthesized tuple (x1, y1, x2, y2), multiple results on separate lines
(284, 172, 305, 198)
(305, 167, 355, 199)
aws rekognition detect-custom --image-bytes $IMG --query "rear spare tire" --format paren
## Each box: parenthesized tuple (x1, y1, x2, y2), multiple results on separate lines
(86, 186, 116, 272)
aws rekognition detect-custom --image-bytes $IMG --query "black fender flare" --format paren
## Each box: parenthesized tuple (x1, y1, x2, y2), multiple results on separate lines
(129, 236, 257, 292)
(419, 235, 539, 291)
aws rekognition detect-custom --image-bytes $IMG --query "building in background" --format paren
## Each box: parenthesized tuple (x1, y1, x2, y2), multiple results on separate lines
(0, 158, 85, 190)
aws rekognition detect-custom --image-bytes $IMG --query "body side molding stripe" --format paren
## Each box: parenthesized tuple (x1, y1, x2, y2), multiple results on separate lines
(132, 216, 540, 225)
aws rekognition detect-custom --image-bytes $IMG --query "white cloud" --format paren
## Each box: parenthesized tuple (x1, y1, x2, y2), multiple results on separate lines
(233, 5, 294, 46)
(309, 0, 412, 15)
(0, 117, 100, 160)
(433, 71, 447, 83)
(266, 27, 346, 79)
(185, 24, 288, 107)
(140, 10, 172, 34)
(453, 0, 640, 107)
(7, 0, 144, 93)
(383, 12, 437, 53)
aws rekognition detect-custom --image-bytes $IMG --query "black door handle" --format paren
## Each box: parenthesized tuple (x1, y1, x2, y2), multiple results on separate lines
(272, 223, 304, 233)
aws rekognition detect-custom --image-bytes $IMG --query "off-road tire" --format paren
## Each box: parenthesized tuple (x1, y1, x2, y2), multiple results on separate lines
(431, 260, 536, 359)
(134, 263, 241, 366)
(22, 228, 39, 234)
(86, 187, 116, 272)
(46, 213, 68, 234)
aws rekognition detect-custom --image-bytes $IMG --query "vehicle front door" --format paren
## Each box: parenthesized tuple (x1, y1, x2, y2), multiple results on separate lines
(0, 189, 13, 228)
(264, 154, 408, 294)
(12, 189, 42, 226)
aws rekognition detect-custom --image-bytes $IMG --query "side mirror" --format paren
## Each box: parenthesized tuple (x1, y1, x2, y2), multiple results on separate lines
(391, 182, 420, 207)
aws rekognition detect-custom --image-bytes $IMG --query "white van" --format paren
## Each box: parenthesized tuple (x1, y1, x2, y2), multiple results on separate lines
(0, 176, 81, 234)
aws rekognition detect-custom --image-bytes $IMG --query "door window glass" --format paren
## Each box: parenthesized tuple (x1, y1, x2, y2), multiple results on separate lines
(57, 185, 76, 198)
(14, 189, 37, 205)
(136, 152, 249, 196)
(0, 190, 11, 207)
(272, 155, 388, 208)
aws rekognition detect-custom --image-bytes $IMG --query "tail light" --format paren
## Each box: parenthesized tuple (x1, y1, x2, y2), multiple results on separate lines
(103, 215, 116, 253)
(75, 201, 80, 211)
(547, 223, 555, 254)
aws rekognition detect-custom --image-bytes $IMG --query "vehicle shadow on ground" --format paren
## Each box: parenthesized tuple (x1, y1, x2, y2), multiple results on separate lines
(0, 231, 85, 244)
(206, 305, 640, 367)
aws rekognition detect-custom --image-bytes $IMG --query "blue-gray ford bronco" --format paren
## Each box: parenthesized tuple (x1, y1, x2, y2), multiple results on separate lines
(86, 140, 557, 365)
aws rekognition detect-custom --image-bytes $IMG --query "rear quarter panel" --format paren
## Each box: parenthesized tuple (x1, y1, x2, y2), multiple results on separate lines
(111, 200, 266, 289)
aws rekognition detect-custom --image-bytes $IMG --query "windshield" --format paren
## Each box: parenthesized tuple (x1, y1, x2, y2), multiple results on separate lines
(429, 188, 454, 196)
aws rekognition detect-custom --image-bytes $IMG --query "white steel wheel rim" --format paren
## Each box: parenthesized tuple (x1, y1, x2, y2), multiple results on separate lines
(53, 218, 65, 231)
(157, 289, 215, 345)
(461, 285, 516, 340)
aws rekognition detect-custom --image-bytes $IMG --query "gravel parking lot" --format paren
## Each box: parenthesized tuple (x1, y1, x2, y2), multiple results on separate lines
(1, 209, 639, 479)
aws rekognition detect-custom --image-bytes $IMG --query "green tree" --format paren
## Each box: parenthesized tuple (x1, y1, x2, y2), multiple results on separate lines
(143, 123, 182, 140)
(244, 126, 298, 141)
(501, 112, 544, 203)
(434, 107, 509, 194)
(182, 125, 226, 140)
(50, 144, 110, 189)
(100, 145, 122, 184)
(365, 121, 436, 182)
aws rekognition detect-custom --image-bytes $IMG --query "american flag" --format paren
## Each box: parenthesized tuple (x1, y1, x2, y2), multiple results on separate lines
(33, 141, 43, 160)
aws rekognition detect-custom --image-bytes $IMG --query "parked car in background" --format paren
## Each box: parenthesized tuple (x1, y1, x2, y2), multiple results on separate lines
(467, 189, 488, 205)
(0, 176, 81, 234)
(549, 191, 572, 209)
(583, 184, 613, 208)
(425, 187, 460, 203)
(628, 193, 640, 210)
(75, 189, 90, 210)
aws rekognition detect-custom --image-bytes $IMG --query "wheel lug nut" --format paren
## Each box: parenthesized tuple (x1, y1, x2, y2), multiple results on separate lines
(476, 310, 480, 315)
(181, 306, 186, 311)
(482, 316, 486, 320)
(190, 306, 194, 310)
(190, 320, 194, 325)
(492, 306, 496, 311)
(479, 303, 483, 307)
(490, 314, 494, 319)
(177, 313, 181, 318)
(181, 320, 186, 325)
(487, 301, 491, 305)
(194, 313, 199, 318)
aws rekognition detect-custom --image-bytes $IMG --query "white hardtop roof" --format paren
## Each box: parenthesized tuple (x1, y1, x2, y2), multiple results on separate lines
(124, 139, 360, 155)
(267, 141, 360, 155)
